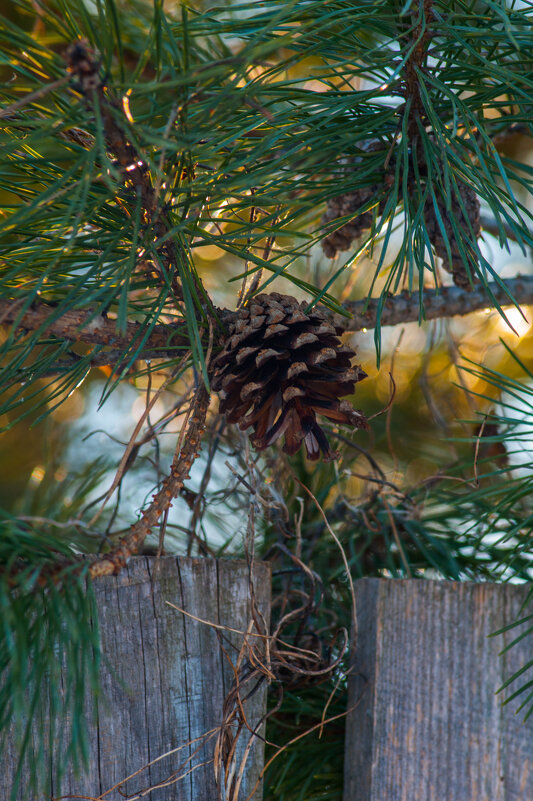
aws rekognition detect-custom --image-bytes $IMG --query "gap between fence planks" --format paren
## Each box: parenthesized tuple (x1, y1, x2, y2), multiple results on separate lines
(344, 579, 533, 801)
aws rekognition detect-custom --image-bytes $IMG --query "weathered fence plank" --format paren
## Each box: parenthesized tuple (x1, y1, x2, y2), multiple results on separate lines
(4, 556, 270, 801)
(344, 579, 533, 801)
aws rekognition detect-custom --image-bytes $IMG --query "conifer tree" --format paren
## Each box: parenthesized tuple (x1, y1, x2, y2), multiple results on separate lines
(1, 1, 533, 799)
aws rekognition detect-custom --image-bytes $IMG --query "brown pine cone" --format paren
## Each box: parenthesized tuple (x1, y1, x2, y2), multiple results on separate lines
(211, 293, 367, 461)
(423, 180, 480, 288)
(321, 185, 378, 259)
(321, 143, 388, 259)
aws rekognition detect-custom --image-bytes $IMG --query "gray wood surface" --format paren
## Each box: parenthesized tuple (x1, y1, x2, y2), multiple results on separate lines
(344, 579, 533, 801)
(4, 556, 270, 801)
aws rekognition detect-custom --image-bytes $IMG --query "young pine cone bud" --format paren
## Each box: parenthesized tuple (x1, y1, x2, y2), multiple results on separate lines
(66, 39, 102, 93)
(212, 293, 367, 461)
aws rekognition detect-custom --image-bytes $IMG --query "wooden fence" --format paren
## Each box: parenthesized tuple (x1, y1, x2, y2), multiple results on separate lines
(5, 567, 533, 800)
(344, 579, 533, 801)
(4, 556, 270, 801)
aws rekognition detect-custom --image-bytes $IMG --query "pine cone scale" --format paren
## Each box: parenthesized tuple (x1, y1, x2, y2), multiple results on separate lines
(290, 332, 319, 348)
(256, 348, 285, 367)
(265, 323, 289, 339)
(236, 346, 259, 364)
(287, 362, 308, 378)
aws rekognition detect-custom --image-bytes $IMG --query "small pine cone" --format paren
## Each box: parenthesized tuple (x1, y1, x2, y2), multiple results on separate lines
(321, 143, 389, 259)
(424, 181, 480, 288)
(321, 186, 377, 259)
(212, 293, 367, 461)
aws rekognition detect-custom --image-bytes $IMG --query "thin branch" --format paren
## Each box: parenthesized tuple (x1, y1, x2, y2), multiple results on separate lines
(88, 383, 210, 578)
(88, 356, 190, 526)
(29, 348, 186, 377)
(0, 76, 70, 119)
(0, 299, 189, 354)
(337, 275, 533, 333)
(66, 41, 216, 318)
(291, 475, 358, 660)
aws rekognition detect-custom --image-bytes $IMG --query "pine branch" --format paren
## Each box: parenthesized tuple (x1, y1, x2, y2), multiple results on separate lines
(65, 40, 216, 321)
(0, 299, 189, 354)
(401, 0, 434, 137)
(88, 382, 210, 578)
(3, 275, 533, 374)
(338, 276, 533, 333)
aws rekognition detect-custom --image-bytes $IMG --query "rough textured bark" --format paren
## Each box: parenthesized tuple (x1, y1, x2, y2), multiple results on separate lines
(338, 276, 533, 333)
(344, 579, 533, 801)
(0, 298, 189, 352)
(4, 556, 270, 801)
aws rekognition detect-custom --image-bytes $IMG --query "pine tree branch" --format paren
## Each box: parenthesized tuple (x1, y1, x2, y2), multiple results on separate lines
(337, 276, 533, 333)
(0, 299, 189, 354)
(88, 382, 209, 578)
(3, 276, 533, 371)
(65, 41, 216, 321)
(401, 0, 434, 136)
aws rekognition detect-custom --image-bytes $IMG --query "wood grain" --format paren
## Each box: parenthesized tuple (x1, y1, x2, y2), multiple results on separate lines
(344, 579, 533, 801)
(4, 556, 270, 801)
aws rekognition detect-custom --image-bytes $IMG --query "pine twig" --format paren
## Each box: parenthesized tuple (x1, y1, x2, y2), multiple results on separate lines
(65, 40, 215, 318)
(88, 383, 210, 578)
(0, 298, 189, 354)
(0, 76, 70, 118)
(338, 276, 533, 333)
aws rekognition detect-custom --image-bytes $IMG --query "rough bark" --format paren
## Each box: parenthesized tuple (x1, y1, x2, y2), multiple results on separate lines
(2, 276, 533, 370)
(338, 276, 533, 333)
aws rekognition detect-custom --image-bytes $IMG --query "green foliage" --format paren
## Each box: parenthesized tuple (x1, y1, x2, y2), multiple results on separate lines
(0, 517, 100, 801)
(1, 0, 532, 418)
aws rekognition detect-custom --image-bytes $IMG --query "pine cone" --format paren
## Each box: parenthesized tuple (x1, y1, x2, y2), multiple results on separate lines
(321, 143, 388, 259)
(423, 180, 480, 288)
(321, 186, 378, 258)
(212, 293, 367, 461)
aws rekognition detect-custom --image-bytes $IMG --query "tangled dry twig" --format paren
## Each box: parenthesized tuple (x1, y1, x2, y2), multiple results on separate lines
(213, 546, 349, 801)
(88, 382, 210, 578)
